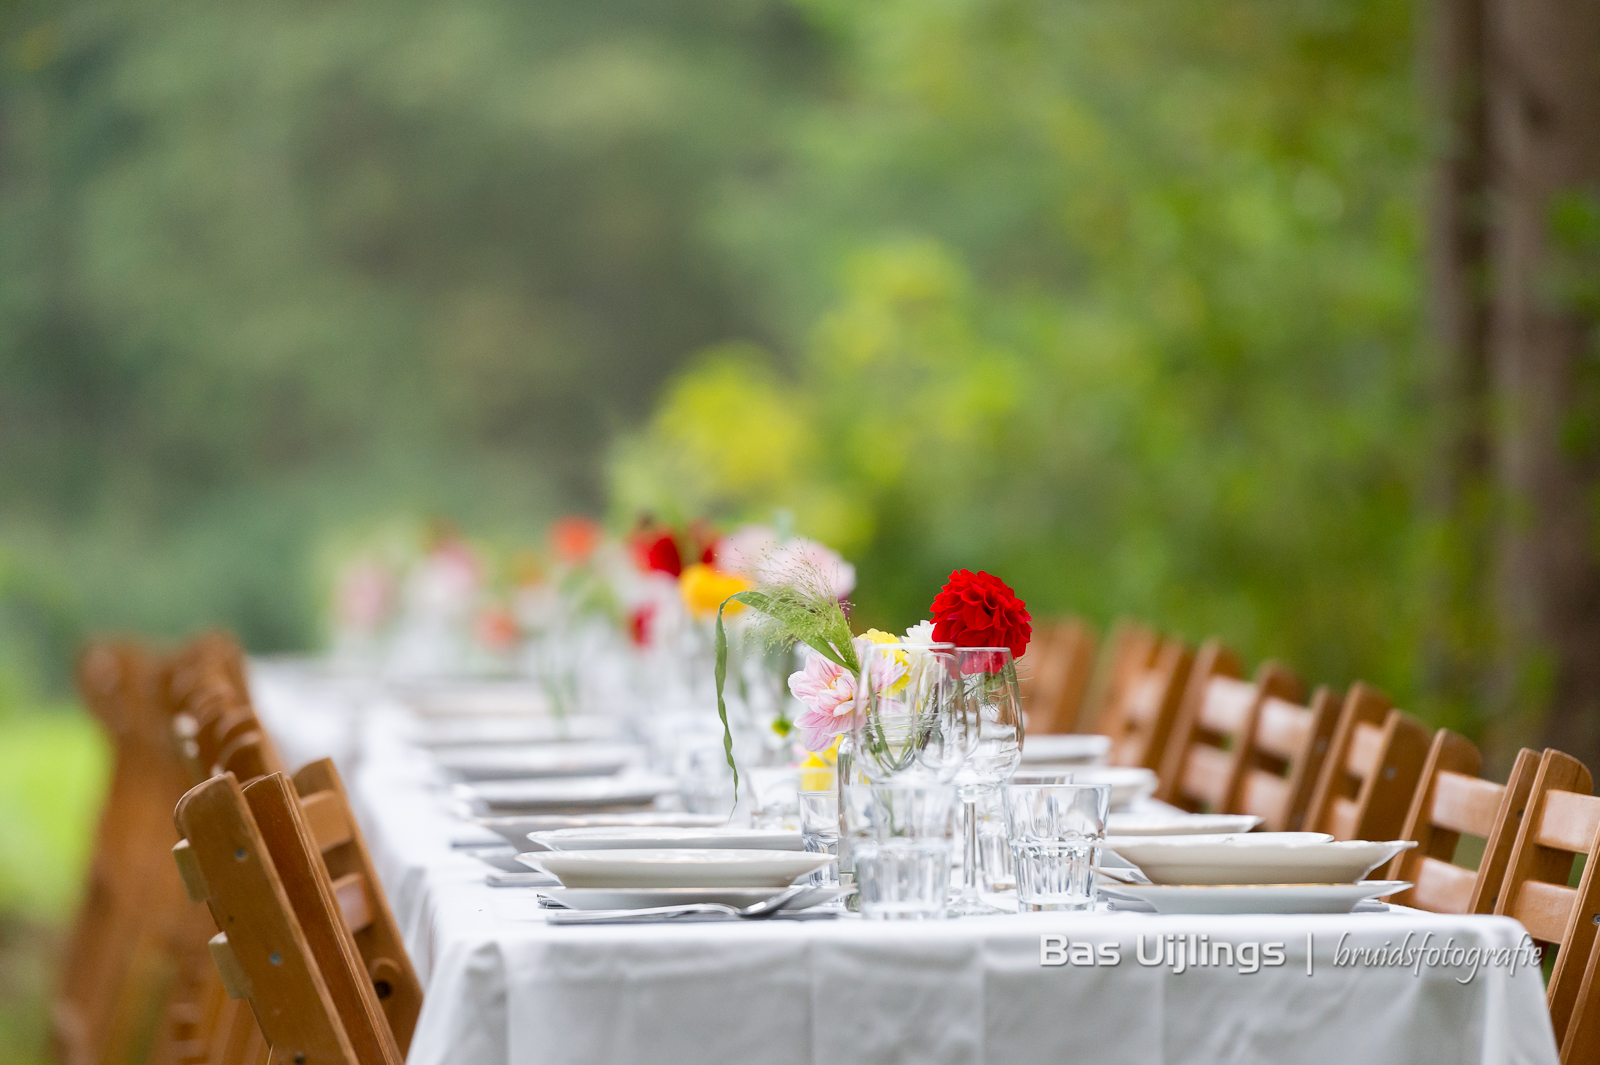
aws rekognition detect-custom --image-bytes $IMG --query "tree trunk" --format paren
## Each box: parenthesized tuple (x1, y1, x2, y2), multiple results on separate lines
(1423, 0, 1495, 743)
(1485, 0, 1600, 768)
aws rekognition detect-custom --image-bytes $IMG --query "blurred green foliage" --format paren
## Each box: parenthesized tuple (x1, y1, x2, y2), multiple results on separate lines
(0, 0, 823, 698)
(617, 0, 1432, 710)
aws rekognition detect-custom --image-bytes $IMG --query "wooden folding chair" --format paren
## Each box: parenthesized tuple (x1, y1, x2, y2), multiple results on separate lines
(1103, 638, 1193, 772)
(1383, 731, 1539, 913)
(1232, 682, 1341, 832)
(1155, 640, 1249, 809)
(1086, 620, 1159, 736)
(1493, 749, 1600, 1050)
(1302, 683, 1431, 840)
(174, 772, 403, 1065)
(1018, 617, 1098, 735)
(54, 642, 207, 1065)
(1155, 643, 1323, 831)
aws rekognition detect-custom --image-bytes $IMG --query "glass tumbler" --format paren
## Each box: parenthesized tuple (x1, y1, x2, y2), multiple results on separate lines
(1001, 783, 1111, 911)
(842, 783, 957, 920)
(798, 789, 841, 886)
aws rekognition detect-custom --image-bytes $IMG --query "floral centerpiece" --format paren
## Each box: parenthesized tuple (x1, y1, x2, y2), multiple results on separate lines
(712, 559, 1029, 800)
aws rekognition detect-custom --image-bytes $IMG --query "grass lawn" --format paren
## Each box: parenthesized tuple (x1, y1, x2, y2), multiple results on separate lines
(0, 709, 108, 1065)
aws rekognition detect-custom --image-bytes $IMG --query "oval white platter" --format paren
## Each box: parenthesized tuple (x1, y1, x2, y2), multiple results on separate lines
(1106, 812, 1263, 837)
(530, 826, 803, 852)
(1108, 833, 1416, 886)
(518, 848, 834, 889)
(433, 742, 639, 781)
(1099, 880, 1412, 915)
(539, 885, 847, 911)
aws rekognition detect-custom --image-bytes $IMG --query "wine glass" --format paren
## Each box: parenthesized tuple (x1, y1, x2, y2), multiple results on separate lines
(948, 646, 1025, 916)
(850, 642, 975, 783)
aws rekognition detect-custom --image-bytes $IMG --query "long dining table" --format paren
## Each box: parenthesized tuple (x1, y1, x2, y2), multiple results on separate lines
(251, 662, 1562, 1065)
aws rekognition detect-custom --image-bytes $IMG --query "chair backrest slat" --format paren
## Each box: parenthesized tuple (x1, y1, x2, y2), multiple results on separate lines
(1303, 684, 1430, 841)
(1105, 638, 1192, 772)
(1088, 621, 1159, 736)
(1387, 732, 1538, 914)
(1018, 618, 1099, 735)
(1157, 645, 1325, 831)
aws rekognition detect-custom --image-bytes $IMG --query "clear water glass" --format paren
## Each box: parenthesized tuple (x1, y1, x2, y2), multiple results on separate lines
(851, 643, 975, 783)
(798, 789, 841, 886)
(842, 783, 956, 920)
(949, 647, 1024, 916)
(1001, 783, 1111, 911)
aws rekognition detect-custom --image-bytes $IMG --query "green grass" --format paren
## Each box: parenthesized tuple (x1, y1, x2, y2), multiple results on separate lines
(0, 708, 109, 1065)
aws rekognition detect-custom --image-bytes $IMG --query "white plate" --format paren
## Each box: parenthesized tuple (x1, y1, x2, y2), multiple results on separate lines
(1110, 833, 1416, 885)
(530, 826, 803, 851)
(1019, 734, 1111, 764)
(434, 743, 639, 781)
(457, 776, 676, 813)
(518, 848, 834, 888)
(1099, 880, 1412, 914)
(411, 716, 624, 748)
(1039, 765, 1158, 809)
(476, 812, 728, 850)
(395, 680, 551, 718)
(1106, 813, 1263, 836)
(538, 885, 845, 911)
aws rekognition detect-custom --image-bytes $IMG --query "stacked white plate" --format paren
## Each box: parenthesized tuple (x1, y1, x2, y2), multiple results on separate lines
(529, 826, 802, 852)
(1033, 765, 1157, 809)
(410, 716, 624, 748)
(433, 742, 639, 781)
(520, 848, 835, 910)
(455, 775, 676, 814)
(1105, 812, 1261, 836)
(1018, 734, 1111, 765)
(476, 811, 728, 850)
(1101, 832, 1417, 914)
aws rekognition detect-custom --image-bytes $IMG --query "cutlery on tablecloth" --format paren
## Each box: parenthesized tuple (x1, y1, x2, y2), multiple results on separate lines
(544, 884, 844, 923)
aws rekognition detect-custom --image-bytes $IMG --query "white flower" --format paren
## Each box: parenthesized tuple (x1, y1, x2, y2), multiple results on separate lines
(902, 620, 937, 647)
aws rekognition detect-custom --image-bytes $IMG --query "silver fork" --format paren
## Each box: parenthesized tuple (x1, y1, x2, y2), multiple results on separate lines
(545, 885, 825, 924)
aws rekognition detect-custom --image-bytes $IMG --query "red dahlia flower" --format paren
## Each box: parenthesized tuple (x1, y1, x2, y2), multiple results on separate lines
(929, 569, 1032, 659)
(630, 529, 683, 577)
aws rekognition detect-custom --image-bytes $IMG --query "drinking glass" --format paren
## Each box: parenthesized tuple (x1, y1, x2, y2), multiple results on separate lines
(850, 643, 976, 784)
(1001, 783, 1111, 911)
(948, 647, 1024, 916)
(798, 790, 841, 886)
(842, 783, 957, 920)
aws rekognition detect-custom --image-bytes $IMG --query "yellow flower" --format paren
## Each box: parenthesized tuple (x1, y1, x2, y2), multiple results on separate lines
(860, 627, 909, 692)
(798, 735, 842, 791)
(679, 563, 752, 620)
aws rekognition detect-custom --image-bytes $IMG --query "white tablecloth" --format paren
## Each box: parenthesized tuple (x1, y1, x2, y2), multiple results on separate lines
(251, 668, 1563, 1065)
